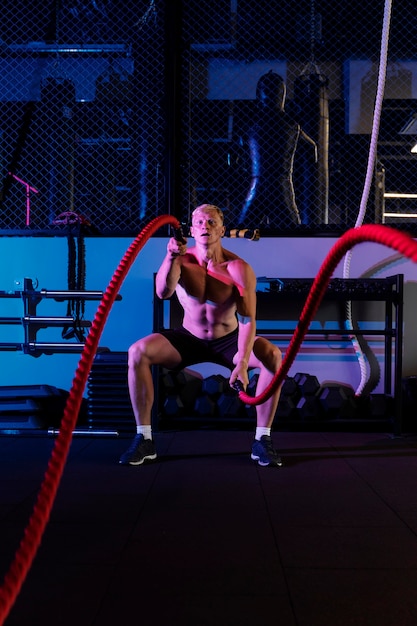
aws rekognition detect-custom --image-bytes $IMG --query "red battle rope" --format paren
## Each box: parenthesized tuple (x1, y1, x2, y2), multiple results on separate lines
(0, 220, 416, 624)
(0, 214, 180, 626)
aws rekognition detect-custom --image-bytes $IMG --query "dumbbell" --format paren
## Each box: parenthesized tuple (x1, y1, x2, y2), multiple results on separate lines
(179, 377, 203, 412)
(194, 371, 227, 417)
(202, 374, 228, 396)
(276, 395, 298, 419)
(163, 394, 185, 416)
(294, 372, 320, 396)
(275, 376, 301, 420)
(289, 372, 322, 420)
(160, 369, 177, 393)
(217, 392, 243, 417)
(175, 368, 202, 387)
(160, 368, 203, 417)
(296, 394, 323, 420)
(174, 368, 203, 412)
(342, 397, 360, 419)
(194, 393, 217, 416)
(317, 382, 356, 418)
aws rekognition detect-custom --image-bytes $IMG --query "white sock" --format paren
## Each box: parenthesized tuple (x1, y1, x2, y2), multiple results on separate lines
(255, 427, 271, 441)
(137, 425, 152, 440)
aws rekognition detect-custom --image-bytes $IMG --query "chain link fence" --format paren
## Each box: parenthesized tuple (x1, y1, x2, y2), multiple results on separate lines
(0, 1, 417, 235)
(182, 0, 417, 233)
(0, 0, 166, 234)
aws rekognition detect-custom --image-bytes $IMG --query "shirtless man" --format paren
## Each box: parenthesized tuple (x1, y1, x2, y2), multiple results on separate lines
(119, 204, 283, 467)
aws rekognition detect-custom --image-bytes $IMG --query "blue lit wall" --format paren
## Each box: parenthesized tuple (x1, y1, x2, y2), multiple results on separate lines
(0, 235, 416, 395)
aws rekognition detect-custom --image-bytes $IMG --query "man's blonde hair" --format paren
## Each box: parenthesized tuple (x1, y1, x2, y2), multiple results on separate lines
(192, 204, 224, 224)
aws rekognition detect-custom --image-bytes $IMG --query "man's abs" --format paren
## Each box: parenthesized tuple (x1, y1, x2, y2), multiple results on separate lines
(182, 307, 238, 340)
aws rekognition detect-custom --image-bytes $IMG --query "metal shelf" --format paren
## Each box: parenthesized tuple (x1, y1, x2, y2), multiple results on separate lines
(153, 274, 404, 435)
(0, 277, 121, 356)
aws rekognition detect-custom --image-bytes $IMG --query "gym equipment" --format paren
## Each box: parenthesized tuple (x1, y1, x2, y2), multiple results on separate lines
(178, 377, 203, 412)
(160, 370, 177, 392)
(194, 393, 217, 416)
(0, 385, 70, 430)
(159, 367, 203, 417)
(275, 376, 301, 419)
(201, 374, 228, 396)
(217, 391, 243, 418)
(163, 394, 184, 416)
(296, 394, 324, 421)
(87, 351, 132, 431)
(294, 372, 320, 396)
(317, 382, 355, 417)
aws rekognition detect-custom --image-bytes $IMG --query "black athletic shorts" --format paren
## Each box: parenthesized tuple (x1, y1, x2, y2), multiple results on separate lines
(159, 326, 238, 371)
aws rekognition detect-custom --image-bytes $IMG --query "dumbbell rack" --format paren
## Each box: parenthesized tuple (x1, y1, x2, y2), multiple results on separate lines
(0, 277, 121, 357)
(257, 273, 404, 434)
(153, 273, 405, 435)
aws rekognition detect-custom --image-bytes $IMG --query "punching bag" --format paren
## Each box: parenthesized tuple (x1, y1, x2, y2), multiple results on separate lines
(239, 71, 304, 229)
(294, 72, 329, 225)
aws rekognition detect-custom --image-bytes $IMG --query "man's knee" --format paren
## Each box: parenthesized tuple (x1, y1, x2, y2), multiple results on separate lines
(128, 338, 149, 368)
(253, 337, 282, 371)
(259, 342, 282, 373)
(269, 344, 282, 372)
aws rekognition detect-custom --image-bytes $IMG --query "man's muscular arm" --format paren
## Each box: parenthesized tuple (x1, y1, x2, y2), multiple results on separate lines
(155, 236, 186, 299)
(229, 261, 258, 390)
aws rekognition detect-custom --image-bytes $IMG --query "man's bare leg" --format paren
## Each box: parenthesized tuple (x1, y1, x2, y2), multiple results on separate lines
(128, 345, 155, 427)
(249, 338, 283, 467)
(255, 366, 282, 428)
(120, 334, 181, 465)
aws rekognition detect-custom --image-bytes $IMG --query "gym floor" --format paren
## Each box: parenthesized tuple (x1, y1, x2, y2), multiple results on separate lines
(2, 427, 417, 626)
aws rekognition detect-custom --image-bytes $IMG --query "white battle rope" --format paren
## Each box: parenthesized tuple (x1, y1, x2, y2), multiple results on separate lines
(342, 0, 393, 395)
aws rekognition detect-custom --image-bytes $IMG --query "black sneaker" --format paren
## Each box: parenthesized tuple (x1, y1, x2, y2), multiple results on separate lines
(119, 434, 157, 466)
(251, 435, 283, 467)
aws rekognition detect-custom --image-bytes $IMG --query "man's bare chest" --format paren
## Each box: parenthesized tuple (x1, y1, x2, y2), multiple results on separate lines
(179, 266, 235, 305)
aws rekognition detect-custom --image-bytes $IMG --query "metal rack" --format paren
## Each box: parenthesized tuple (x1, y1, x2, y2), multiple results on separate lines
(255, 274, 404, 434)
(0, 277, 121, 356)
(153, 274, 404, 434)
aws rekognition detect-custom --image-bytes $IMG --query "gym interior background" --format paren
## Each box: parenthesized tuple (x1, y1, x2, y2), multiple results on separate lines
(2, 0, 417, 234)
(0, 0, 416, 429)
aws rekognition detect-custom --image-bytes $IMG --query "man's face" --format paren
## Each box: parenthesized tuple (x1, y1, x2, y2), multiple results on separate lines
(190, 209, 225, 242)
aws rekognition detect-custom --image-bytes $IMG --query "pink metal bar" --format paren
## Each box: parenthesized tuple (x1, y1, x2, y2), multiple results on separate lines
(9, 173, 39, 226)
